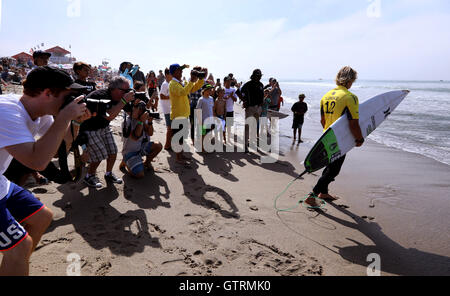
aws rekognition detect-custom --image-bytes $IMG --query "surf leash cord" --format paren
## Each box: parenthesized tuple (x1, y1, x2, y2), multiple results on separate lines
(273, 170, 327, 212)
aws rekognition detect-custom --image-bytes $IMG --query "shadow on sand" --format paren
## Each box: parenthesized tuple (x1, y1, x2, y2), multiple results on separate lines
(276, 200, 450, 275)
(47, 181, 161, 257)
(167, 152, 240, 219)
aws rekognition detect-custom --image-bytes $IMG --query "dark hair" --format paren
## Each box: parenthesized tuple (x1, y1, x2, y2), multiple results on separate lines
(134, 80, 145, 91)
(23, 87, 66, 98)
(73, 62, 90, 74)
(164, 68, 170, 75)
(23, 66, 73, 97)
(250, 69, 262, 80)
(119, 62, 130, 73)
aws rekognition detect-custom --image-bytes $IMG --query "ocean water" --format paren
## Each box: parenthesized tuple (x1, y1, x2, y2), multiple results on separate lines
(276, 80, 450, 166)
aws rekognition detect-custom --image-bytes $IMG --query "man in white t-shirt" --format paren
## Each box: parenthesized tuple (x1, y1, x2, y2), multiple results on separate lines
(0, 66, 89, 276)
(159, 68, 173, 151)
(223, 76, 238, 142)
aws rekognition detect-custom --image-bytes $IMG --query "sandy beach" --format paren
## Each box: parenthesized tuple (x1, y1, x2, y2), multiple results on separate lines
(1, 100, 442, 277)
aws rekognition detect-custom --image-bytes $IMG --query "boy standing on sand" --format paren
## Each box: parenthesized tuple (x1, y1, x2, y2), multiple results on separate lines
(260, 89, 272, 134)
(196, 84, 215, 152)
(305, 66, 364, 207)
(213, 87, 227, 144)
(224, 76, 238, 143)
(291, 94, 308, 144)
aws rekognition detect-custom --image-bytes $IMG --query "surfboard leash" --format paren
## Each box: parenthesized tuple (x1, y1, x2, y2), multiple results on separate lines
(273, 170, 327, 212)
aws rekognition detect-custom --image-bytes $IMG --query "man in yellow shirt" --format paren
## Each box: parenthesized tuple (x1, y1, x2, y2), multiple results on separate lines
(306, 66, 364, 208)
(169, 64, 204, 164)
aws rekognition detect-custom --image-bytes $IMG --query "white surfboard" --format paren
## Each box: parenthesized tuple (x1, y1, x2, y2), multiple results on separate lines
(304, 90, 410, 173)
(267, 109, 289, 119)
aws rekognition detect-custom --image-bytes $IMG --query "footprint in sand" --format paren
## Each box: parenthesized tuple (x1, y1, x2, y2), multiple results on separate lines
(241, 240, 323, 276)
(95, 261, 112, 276)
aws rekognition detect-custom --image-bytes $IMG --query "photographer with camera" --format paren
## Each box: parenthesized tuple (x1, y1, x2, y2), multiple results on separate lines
(81, 76, 136, 189)
(121, 102, 163, 178)
(5, 62, 95, 186)
(0, 66, 90, 275)
(169, 64, 205, 164)
(268, 79, 282, 111)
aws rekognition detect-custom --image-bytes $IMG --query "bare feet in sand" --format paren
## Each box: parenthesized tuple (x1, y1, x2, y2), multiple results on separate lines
(318, 193, 339, 202)
(304, 193, 320, 208)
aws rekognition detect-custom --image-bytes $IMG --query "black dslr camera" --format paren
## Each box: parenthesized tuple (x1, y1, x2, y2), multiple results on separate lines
(62, 94, 110, 115)
(136, 101, 160, 120)
(123, 90, 153, 114)
(133, 91, 149, 104)
(191, 66, 208, 80)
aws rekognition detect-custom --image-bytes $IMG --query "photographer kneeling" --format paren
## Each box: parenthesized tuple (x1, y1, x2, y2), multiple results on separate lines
(81, 76, 135, 188)
(122, 102, 162, 179)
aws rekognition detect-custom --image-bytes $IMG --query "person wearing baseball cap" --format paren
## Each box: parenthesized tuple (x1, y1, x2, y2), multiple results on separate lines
(168, 63, 204, 164)
(32, 50, 51, 67)
(241, 69, 264, 153)
(0, 66, 90, 275)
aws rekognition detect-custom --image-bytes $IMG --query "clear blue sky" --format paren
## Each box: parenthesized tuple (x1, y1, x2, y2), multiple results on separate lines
(1, 0, 449, 81)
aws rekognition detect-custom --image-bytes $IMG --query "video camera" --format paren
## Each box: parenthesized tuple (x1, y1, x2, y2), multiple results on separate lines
(191, 66, 208, 80)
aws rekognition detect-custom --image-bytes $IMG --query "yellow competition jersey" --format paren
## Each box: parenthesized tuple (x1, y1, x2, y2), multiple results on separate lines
(320, 85, 359, 131)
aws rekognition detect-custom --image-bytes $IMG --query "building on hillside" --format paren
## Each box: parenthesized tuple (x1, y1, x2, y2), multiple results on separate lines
(45, 46, 76, 64)
(11, 52, 33, 65)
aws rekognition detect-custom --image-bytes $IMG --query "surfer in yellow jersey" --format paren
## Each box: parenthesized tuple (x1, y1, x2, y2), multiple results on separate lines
(305, 66, 365, 208)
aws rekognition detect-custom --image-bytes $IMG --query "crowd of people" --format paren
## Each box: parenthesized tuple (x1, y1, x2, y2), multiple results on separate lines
(0, 52, 114, 95)
(0, 48, 365, 275)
